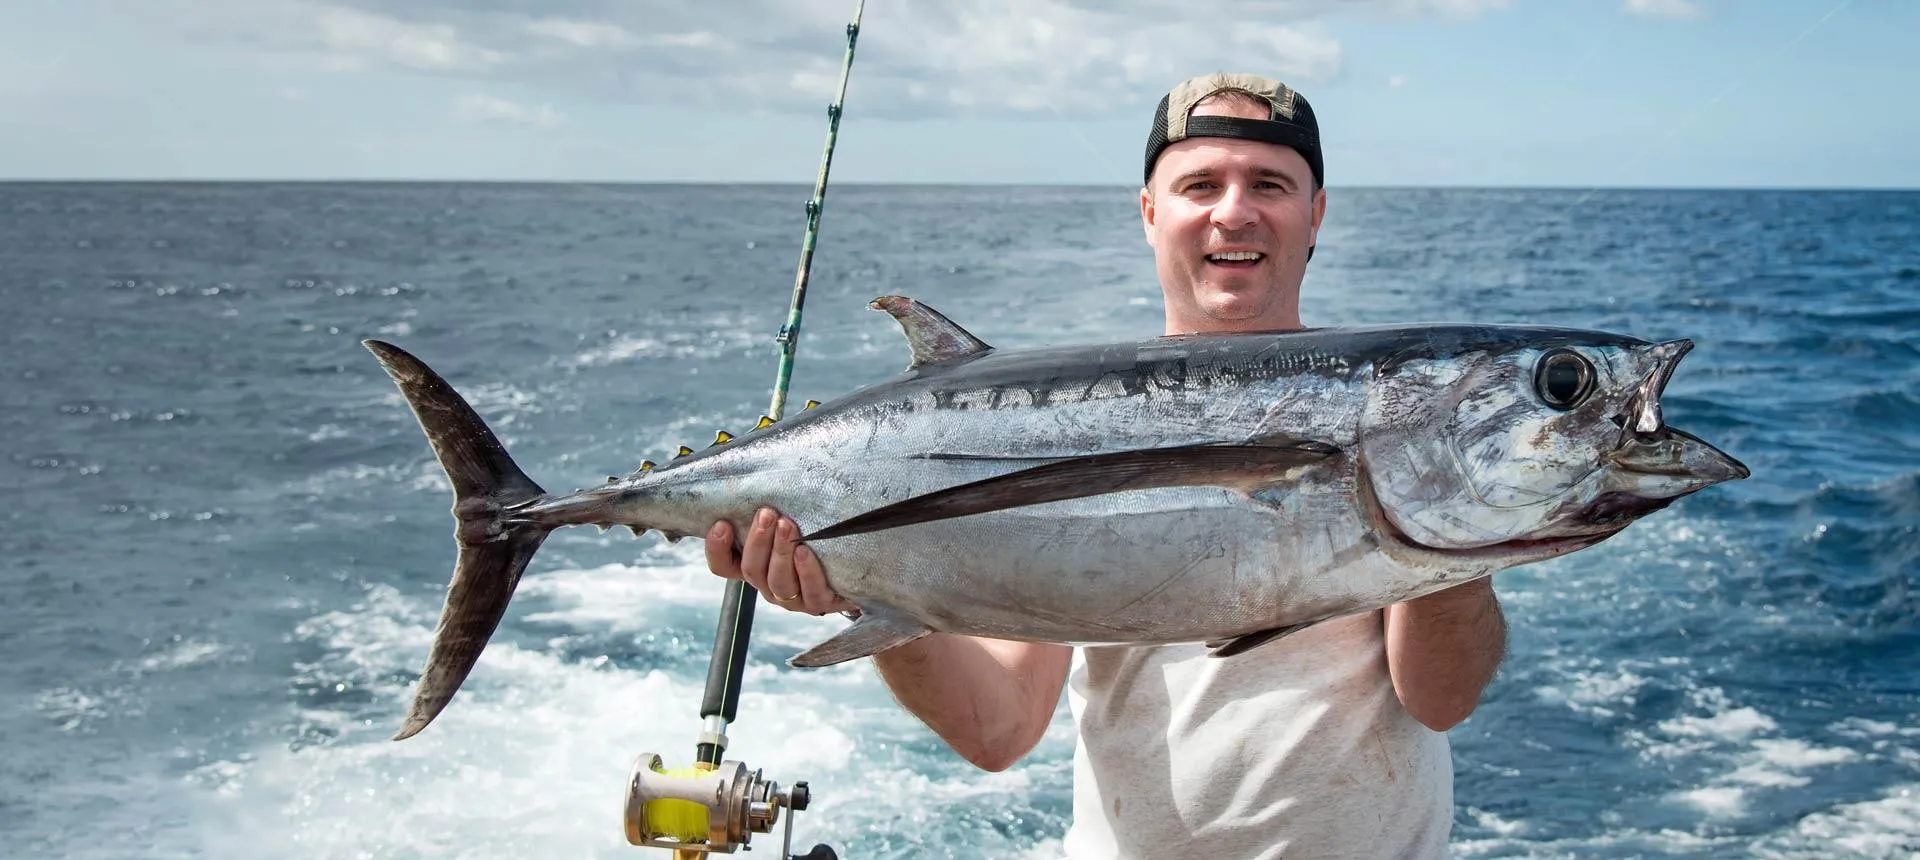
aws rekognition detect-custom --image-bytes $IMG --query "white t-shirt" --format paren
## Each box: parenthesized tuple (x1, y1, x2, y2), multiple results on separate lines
(1061, 610, 1454, 859)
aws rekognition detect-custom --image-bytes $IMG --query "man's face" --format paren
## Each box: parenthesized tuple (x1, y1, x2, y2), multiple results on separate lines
(1140, 97, 1326, 335)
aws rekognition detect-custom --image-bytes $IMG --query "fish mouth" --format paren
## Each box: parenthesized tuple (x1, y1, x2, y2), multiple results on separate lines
(1604, 338, 1751, 488)
(1622, 338, 1691, 435)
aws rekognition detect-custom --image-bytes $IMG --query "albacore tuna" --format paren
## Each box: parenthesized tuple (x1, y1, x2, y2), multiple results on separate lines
(366, 295, 1748, 740)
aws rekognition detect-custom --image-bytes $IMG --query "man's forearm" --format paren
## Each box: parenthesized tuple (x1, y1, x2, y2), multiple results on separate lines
(871, 634, 1071, 772)
(1384, 578, 1507, 731)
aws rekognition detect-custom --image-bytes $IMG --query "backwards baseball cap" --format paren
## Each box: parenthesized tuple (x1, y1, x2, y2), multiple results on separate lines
(1142, 73, 1323, 189)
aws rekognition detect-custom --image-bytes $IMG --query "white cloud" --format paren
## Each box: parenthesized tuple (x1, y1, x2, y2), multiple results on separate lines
(1407, 0, 1513, 18)
(1624, 0, 1705, 20)
(150, 0, 508, 73)
(454, 94, 561, 127)
(109, 0, 1526, 120)
(525, 18, 639, 49)
(1388, 74, 1409, 88)
(312, 6, 506, 71)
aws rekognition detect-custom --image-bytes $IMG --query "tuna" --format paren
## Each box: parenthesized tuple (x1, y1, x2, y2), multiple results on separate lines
(365, 295, 1748, 740)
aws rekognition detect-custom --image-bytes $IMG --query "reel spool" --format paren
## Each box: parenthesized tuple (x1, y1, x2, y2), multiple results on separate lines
(625, 753, 835, 859)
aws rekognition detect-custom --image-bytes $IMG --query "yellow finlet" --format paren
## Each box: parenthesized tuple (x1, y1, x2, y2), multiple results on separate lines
(640, 460, 656, 471)
(676, 446, 693, 458)
(713, 430, 734, 445)
(755, 415, 776, 430)
(805, 399, 821, 410)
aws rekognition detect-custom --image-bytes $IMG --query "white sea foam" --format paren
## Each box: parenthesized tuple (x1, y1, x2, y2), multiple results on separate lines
(34, 687, 109, 733)
(1831, 717, 1920, 739)
(305, 423, 351, 442)
(568, 335, 662, 367)
(1453, 825, 1739, 857)
(134, 639, 227, 673)
(1466, 806, 1527, 837)
(1677, 785, 1749, 818)
(1752, 785, 1920, 859)
(185, 551, 1068, 859)
(1642, 683, 1877, 824)
(1752, 738, 1862, 770)
(1533, 662, 1651, 718)
(565, 321, 761, 369)
(1657, 705, 1778, 742)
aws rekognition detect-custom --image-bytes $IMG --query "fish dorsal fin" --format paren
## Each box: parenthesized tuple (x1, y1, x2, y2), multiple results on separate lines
(869, 295, 992, 368)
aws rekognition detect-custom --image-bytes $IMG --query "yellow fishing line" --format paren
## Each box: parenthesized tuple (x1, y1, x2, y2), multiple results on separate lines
(644, 766, 713, 843)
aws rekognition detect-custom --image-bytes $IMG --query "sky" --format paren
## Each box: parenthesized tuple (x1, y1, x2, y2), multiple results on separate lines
(0, 0, 1911, 188)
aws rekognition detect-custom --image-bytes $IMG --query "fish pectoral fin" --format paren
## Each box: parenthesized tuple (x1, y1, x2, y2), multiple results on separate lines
(870, 295, 993, 367)
(802, 439, 1340, 542)
(788, 608, 933, 667)
(1206, 619, 1323, 658)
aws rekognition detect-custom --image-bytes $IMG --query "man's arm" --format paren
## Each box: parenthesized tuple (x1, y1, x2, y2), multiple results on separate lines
(870, 635, 1071, 772)
(1383, 578, 1507, 731)
(705, 509, 1069, 772)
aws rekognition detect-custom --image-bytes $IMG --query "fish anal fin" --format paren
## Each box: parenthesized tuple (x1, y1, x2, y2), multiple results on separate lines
(1206, 619, 1321, 658)
(788, 608, 933, 668)
(803, 440, 1340, 542)
(870, 295, 992, 368)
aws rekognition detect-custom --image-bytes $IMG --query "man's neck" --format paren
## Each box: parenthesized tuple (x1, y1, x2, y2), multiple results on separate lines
(1163, 314, 1305, 337)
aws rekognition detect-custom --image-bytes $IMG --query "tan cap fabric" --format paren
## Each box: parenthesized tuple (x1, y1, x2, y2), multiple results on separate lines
(1144, 73, 1322, 187)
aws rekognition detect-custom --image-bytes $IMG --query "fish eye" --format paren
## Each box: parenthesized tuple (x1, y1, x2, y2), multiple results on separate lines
(1534, 348, 1595, 410)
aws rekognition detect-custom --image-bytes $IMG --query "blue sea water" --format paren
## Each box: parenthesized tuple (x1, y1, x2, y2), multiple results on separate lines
(1, 182, 1915, 859)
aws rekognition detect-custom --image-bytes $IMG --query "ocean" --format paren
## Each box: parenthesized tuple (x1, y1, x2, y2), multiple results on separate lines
(2, 182, 1915, 859)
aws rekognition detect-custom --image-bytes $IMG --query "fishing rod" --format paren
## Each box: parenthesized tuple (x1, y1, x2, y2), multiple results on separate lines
(623, 2, 866, 857)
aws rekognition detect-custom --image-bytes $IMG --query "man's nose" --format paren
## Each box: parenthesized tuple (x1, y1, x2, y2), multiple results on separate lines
(1209, 184, 1258, 229)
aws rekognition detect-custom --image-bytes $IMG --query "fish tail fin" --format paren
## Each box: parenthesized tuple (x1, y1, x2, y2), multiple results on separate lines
(364, 339, 554, 741)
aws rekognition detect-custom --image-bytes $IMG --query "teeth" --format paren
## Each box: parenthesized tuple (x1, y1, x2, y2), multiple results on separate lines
(1209, 251, 1262, 262)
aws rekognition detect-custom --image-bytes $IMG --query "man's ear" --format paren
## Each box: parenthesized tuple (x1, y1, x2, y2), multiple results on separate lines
(1310, 186, 1326, 245)
(1140, 184, 1157, 245)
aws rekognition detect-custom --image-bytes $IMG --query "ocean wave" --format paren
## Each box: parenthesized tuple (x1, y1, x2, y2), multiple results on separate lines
(1750, 785, 1920, 859)
(183, 568, 1071, 860)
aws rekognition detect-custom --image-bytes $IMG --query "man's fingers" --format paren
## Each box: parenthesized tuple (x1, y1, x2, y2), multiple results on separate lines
(764, 517, 803, 606)
(721, 511, 848, 617)
(738, 508, 776, 593)
(704, 520, 741, 580)
(795, 545, 844, 616)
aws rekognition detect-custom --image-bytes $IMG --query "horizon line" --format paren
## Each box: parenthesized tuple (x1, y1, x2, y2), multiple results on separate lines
(1, 178, 1915, 193)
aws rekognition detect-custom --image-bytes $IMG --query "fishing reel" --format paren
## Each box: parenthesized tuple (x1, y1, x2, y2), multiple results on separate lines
(624, 752, 837, 859)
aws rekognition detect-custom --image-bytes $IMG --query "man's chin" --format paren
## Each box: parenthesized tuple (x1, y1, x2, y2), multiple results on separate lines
(1192, 288, 1293, 329)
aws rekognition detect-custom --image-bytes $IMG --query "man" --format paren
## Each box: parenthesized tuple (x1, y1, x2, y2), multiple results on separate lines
(705, 73, 1506, 858)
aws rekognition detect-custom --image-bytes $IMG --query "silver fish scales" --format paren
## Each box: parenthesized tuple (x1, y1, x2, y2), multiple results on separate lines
(365, 295, 1748, 740)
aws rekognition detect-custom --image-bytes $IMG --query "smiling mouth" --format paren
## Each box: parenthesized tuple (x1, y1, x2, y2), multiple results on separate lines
(1206, 251, 1264, 268)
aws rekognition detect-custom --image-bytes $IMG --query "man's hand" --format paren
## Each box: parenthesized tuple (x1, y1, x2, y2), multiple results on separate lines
(704, 508, 1066, 772)
(705, 508, 857, 616)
